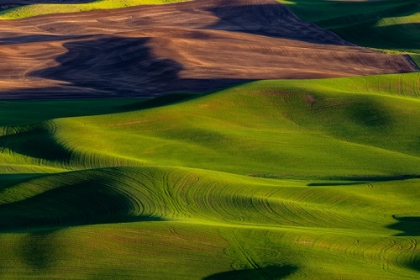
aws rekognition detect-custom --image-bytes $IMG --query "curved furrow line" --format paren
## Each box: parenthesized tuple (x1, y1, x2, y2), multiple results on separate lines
(0, 120, 75, 168)
(0, 155, 410, 231)
(181, 175, 378, 228)
(47, 119, 151, 170)
(100, 167, 168, 218)
(126, 167, 383, 230)
(254, 196, 371, 230)
(249, 195, 301, 226)
(226, 226, 419, 278)
(163, 169, 205, 218)
(161, 169, 184, 219)
(0, 164, 418, 277)
(171, 170, 200, 207)
(0, 167, 171, 232)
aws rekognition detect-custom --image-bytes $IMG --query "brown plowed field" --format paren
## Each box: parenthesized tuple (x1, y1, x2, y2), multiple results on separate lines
(0, 0, 417, 99)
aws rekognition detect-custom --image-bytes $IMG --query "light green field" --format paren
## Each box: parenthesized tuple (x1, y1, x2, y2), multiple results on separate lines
(0, 0, 187, 19)
(278, 0, 420, 63)
(0, 72, 419, 279)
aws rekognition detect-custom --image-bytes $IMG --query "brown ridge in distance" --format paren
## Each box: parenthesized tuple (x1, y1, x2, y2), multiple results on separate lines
(0, 0, 417, 99)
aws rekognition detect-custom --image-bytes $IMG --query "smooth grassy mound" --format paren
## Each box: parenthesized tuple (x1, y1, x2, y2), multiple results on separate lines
(0, 0, 187, 19)
(278, 0, 420, 60)
(0, 72, 420, 279)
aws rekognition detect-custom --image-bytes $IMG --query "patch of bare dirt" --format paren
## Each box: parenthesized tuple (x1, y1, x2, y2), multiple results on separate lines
(304, 94, 317, 106)
(0, 0, 417, 99)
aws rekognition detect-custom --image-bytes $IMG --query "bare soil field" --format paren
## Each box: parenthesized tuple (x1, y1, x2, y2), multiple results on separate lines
(0, 0, 417, 99)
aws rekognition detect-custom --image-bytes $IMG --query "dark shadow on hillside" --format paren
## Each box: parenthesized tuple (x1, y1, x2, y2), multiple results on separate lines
(307, 174, 420, 187)
(0, 175, 164, 233)
(346, 100, 393, 128)
(334, 23, 420, 54)
(409, 263, 420, 273)
(0, 91, 215, 127)
(387, 216, 420, 237)
(283, 0, 419, 54)
(0, 173, 48, 193)
(0, 79, 252, 100)
(204, 1, 352, 46)
(249, 174, 420, 185)
(386, 215, 420, 273)
(203, 265, 298, 280)
(406, 257, 420, 273)
(0, 35, 253, 99)
(0, 34, 80, 45)
(119, 93, 199, 111)
(0, 123, 72, 163)
(29, 36, 254, 96)
(314, 0, 418, 26)
(308, 182, 367, 187)
(20, 229, 59, 270)
(30, 36, 183, 96)
(0, 255, 4, 279)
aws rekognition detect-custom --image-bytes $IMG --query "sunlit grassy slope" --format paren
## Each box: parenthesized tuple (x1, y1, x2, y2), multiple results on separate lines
(278, 0, 420, 63)
(0, 0, 187, 19)
(1, 72, 419, 279)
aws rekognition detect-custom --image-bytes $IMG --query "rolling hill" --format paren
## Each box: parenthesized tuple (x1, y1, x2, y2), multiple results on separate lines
(278, 0, 420, 64)
(1, 72, 420, 279)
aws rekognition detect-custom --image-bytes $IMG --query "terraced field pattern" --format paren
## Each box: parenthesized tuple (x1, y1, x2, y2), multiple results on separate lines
(0, 0, 419, 279)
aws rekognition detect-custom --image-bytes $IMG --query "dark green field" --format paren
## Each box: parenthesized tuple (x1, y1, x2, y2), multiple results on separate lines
(278, 0, 420, 62)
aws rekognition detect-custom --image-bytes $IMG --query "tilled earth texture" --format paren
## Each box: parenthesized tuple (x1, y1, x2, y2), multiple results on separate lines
(0, 0, 417, 99)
